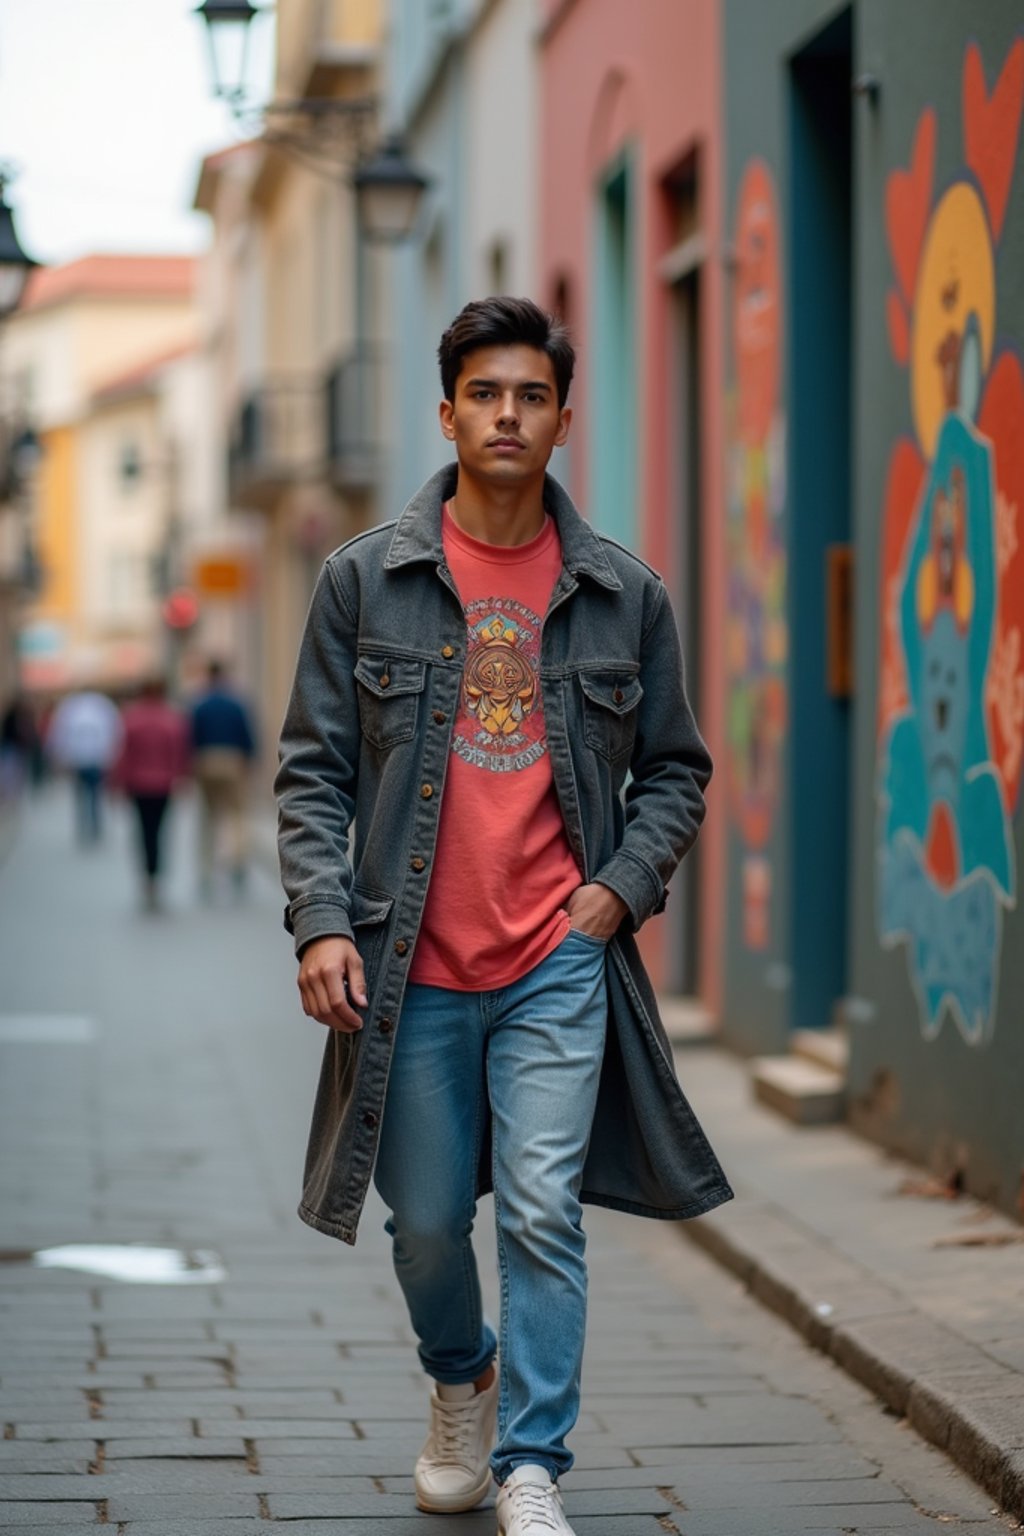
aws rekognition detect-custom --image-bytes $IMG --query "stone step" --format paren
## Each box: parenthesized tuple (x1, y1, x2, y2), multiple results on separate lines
(660, 995, 717, 1047)
(791, 1026, 849, 1075)
(750, 1054, 846, 1126)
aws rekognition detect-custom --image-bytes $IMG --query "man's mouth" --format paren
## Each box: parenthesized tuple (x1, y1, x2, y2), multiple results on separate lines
(488, 437, 525, 449)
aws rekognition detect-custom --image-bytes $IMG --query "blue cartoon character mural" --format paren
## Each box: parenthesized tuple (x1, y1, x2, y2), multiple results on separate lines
(877, 38, 1024, 1045)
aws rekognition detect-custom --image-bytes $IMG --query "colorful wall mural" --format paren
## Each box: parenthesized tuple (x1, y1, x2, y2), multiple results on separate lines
(726, 158, 788, 950)
(878, 37, 1024, 1046)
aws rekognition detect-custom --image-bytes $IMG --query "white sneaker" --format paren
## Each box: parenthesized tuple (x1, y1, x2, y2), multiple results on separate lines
(496, 1464, 575, 1534)
(414, 1372, 498, 1513)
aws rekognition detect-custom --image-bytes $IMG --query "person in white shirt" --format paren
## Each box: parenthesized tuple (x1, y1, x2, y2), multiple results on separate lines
(47, 688, 123, 844)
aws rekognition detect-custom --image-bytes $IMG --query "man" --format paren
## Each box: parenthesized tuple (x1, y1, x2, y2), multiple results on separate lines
(190, 660, 257, 896)
(276, 297, 732, 1536)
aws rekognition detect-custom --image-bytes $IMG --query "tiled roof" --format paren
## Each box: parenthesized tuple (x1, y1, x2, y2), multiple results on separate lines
(21, 255, 196, 313)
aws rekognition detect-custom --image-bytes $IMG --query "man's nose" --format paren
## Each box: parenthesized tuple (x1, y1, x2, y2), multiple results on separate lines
(496, 394, 519, 424)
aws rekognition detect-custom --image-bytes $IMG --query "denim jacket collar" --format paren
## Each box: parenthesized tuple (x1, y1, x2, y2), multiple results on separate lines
(383, 463, 623, 592)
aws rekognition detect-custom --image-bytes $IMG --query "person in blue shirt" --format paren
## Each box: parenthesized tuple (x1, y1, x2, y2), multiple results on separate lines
(190, 660, 257, 897)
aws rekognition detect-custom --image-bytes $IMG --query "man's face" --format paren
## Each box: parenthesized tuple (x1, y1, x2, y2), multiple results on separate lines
(439, 344, 571, 483)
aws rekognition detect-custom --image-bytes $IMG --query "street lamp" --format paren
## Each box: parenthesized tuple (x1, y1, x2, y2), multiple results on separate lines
(194, 0, 259, 109)
(354, 137, 431, 245)
(194, 0, 430, 242)
(0, 176, 38, 321)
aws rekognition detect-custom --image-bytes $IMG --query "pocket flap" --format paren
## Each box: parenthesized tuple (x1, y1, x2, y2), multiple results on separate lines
(579, 671, 643, 715)
(354, 656, 426, 698)
(349, 887, 394, 927)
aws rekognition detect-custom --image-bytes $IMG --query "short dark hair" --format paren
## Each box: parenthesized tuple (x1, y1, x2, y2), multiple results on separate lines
(438, 297, 575, 408)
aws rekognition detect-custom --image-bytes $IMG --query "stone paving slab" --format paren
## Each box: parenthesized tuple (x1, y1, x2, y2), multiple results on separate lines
(10, 1419, 196, 1441)
(0, 1529, 102, 1536)
(101, 1438, 250, 1460)
(0, 1448, 96, 1475)
(0, 1507, 102, 1526)
(104, 1492, 264, 1521)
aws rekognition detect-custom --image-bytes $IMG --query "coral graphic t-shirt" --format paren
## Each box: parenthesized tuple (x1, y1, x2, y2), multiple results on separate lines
(410, 505, 580, 990)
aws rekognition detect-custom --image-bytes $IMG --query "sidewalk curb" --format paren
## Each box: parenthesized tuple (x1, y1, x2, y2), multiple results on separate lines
(683, 1210, 1024, 1521)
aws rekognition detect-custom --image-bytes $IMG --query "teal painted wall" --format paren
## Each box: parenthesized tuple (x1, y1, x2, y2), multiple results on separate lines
(589, 153, 638, 550)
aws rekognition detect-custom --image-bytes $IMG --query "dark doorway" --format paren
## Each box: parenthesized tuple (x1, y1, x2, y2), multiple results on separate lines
(788, 7, 853, 1030)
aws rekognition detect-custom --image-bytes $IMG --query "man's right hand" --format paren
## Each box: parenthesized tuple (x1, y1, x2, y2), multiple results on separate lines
(297, 937, 368, 1032)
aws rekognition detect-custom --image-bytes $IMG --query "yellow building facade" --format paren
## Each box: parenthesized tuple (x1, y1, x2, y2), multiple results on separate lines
(2, 258, 199, 693)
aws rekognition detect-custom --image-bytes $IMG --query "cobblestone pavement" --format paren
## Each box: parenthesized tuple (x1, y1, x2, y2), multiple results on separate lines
(0, 788, 1017, 1534)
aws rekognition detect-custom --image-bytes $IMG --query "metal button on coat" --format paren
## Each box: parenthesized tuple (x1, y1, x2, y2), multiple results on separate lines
(432, 710, 447, 724)
(379, 673, 390, 688)
(394, 939, 408, 955)
(613, 688, 624, 704)
(377, 1017, 393, 1034)
(420, 784, 434, 799)
(362, 1111, 378, 1129)
(441, 644, 454, 659)
(410, 856, 426, 872)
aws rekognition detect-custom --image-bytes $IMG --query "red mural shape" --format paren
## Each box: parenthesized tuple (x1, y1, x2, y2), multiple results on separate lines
(925, 799, 959, 890)
(733, 159, 781, 446)
(887, 288, 910, 366)
(877, 437, 926, 730)
(727, 159, 788, 870)
(963, 37, 1024, 242)
(885, 108, 936, 305)
(977, 350, 1024, 813)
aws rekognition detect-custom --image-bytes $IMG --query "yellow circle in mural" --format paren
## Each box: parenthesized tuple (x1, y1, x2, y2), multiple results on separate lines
(911, 181, 995, 459)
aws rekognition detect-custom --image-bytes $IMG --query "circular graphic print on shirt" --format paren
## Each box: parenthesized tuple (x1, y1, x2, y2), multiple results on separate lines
(452, 598, 547, 773)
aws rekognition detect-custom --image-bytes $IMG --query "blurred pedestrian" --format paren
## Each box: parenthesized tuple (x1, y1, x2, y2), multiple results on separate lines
(112, 677, 190, 911)
(190, 660, 257, 898)
(46, 687, 122, 844)
(276, 297, 729, 1536)
(0, 694, 38, 803)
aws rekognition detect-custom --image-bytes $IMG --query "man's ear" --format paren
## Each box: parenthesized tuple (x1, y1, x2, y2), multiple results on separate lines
(555, 406, 572, 447)
(439, 399, 456, 441)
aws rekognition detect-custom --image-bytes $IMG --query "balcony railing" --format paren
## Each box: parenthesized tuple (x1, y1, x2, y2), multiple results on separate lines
(326, 348, 382, 492)
(228, 379, 327, 508)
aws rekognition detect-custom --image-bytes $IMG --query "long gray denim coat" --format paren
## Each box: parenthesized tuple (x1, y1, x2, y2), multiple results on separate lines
(276, 464, 734, 1243)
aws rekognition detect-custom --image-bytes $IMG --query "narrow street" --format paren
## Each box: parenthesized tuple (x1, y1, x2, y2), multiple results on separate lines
(0, 787, 1013, 1534)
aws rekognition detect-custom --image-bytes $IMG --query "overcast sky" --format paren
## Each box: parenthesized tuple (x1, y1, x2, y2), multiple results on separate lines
(0, 0, 275, 266)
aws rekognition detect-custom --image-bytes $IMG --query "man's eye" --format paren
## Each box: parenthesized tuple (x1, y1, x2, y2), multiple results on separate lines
(473, 390, 494, 399)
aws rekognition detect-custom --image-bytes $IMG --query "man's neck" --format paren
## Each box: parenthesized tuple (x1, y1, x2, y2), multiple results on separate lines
(448, 471, 547, 548)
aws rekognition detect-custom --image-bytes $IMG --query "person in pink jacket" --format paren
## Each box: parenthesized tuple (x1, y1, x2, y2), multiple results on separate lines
(112, 677, 190, 910)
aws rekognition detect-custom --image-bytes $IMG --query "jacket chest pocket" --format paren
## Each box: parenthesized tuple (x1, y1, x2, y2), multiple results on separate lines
(579, 671, 643, 763)
(354, 656, 426, 750)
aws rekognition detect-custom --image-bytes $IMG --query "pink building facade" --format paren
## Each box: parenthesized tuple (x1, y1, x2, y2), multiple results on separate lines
(538, 0, 726, 1011)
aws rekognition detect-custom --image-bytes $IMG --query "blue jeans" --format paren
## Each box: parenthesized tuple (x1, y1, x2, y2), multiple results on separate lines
(373, 926, 608, 1484)
(74, 766, 104, 843)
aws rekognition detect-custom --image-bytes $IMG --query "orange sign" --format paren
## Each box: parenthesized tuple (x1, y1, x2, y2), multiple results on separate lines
(194, 556, 249, 597)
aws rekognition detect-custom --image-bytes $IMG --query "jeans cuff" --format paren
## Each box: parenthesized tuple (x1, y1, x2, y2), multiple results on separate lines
(420, 1329, 497, 1386)
(493, 1455, 562, 1486)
